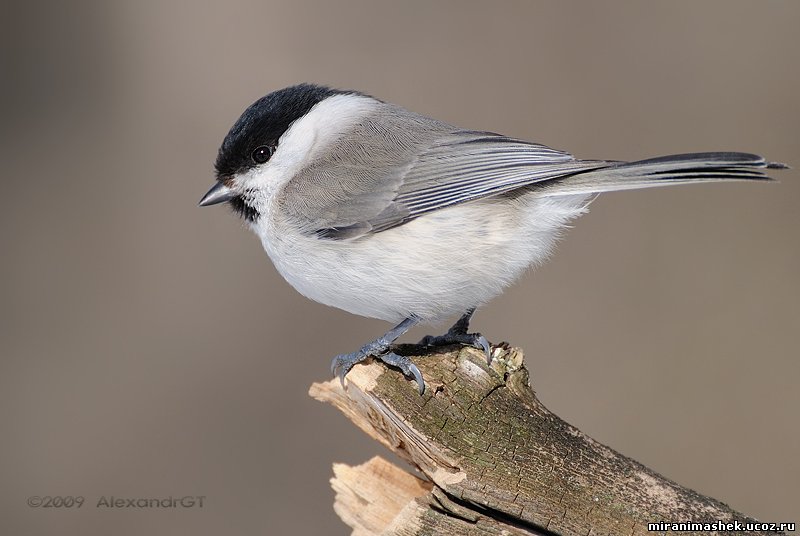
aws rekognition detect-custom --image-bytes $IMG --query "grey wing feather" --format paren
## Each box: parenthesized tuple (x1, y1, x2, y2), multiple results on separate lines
(280, 104, 608, 238)
(280, 104, 786, 239)
(367, 132, 607, 232)
(304, 131, 606, 238)
(278, 105, 428, 237)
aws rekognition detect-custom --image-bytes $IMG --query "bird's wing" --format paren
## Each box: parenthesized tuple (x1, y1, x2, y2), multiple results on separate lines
(279, 106, 783, 240)
(279, 111, 608, 239)
(370, 131, 608, 233)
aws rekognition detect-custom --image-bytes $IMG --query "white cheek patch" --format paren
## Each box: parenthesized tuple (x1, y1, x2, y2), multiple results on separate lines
(242, 93, 380, 207)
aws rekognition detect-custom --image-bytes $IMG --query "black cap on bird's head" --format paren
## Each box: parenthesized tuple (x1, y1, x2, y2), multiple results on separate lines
(198, 83, 351, 220)
(213, 84, 345, 180)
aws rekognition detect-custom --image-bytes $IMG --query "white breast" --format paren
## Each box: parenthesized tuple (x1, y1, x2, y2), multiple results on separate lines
(255, 192, 591, 324)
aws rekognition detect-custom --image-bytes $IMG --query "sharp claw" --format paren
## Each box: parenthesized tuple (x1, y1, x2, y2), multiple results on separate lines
(409, 363, 425, 395)
(331, 353, 357, 390)
(379, 352, 426, 395)
(331, 359, 347, 390)
(477, 335, 492, 364)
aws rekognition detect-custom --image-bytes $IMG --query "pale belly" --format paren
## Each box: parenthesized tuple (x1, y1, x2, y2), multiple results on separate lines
(257, 193, 590, 324)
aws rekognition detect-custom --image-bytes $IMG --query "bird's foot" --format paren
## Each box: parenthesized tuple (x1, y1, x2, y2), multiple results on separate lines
(330, 349, 425, 395)
(418, 331, 491, 364)
(330, 317, 425, 394)
(417, 309, 492, 364)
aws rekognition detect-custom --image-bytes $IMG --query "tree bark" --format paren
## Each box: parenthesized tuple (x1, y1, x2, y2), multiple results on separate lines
(310, 344, 782, 536)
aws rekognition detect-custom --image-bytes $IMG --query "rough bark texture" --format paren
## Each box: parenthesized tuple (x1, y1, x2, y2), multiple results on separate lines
(310, 344, 781, 536)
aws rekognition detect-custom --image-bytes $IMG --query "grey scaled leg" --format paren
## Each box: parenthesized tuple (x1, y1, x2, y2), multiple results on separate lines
(418, 308, 492, 364)
(331, 317, 427, 394)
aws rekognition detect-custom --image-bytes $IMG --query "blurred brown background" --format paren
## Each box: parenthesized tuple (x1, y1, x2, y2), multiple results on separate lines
(1, 1, 798, 534)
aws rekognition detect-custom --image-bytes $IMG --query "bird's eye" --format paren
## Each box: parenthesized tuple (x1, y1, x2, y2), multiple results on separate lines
(251, 145, 275, 164)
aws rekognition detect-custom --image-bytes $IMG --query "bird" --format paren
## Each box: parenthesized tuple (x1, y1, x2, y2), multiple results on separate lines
(199, 83, 786, 394)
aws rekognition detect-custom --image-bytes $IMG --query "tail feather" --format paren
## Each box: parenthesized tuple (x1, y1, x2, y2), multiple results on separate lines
(541, 152, 788, 196)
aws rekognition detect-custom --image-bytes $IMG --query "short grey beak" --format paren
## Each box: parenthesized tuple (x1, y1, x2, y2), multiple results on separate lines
(199, 182, 236, 207)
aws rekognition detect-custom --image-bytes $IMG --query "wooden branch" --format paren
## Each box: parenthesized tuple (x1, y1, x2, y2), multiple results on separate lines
(310, 344, 780, 536)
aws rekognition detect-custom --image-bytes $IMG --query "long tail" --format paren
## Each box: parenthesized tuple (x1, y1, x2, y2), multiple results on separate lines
(541, 152, 788, 196)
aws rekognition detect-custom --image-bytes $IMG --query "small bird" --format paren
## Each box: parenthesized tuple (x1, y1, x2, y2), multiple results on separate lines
(200, 83, 786, 394)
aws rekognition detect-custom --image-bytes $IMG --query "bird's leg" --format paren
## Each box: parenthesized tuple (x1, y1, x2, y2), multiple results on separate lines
(331, 317, 426, 394)
(418, 308, 492, 364)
